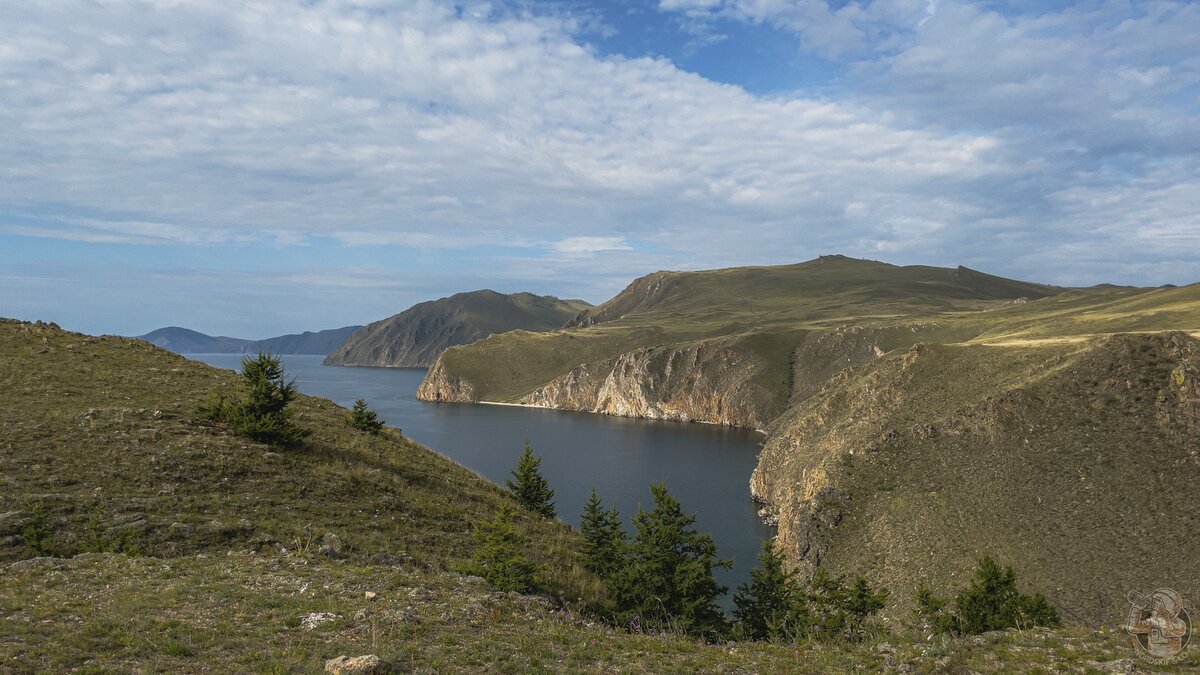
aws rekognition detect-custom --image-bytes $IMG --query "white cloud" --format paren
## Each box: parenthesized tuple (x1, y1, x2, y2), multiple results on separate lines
(0, 0, 1195, 305)
(550, 236, 634, 255)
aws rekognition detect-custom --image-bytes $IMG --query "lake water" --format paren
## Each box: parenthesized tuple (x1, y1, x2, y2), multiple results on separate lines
(190, 354, 773, 607)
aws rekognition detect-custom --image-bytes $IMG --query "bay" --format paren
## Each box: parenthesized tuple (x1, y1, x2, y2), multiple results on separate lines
(189, 354, 773, 607)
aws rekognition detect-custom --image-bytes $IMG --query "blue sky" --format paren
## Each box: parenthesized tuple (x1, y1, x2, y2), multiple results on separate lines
(2, 0, 1197, 337)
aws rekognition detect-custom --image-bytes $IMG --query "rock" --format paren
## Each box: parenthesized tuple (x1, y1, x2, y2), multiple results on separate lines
(7, 557, 70, 572)
(300, 612, 341, 631)
(1088, 659, 1135, 674)
(263, 451, 283, 460)
(364, 591, 377, 601)
(324, 654, 385, 674)
(0, 511, 23, 536)
(168, 522, 195, 537)
(319, 533, 343, 558)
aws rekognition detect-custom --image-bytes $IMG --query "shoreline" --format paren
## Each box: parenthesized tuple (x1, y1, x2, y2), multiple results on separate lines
(471, 399, 768, 436)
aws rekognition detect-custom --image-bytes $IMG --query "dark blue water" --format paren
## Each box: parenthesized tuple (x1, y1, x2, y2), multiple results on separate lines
(190, 354, 772, 605)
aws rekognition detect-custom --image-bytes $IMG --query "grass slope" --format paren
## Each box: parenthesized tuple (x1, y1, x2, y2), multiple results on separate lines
(755, 332, 1200, 625)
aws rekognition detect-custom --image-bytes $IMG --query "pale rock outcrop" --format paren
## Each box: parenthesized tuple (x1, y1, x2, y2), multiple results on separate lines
(517, 342, 773, 428)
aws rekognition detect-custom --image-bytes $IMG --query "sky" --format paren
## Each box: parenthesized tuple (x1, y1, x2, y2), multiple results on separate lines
(1, 0, 1197, 338)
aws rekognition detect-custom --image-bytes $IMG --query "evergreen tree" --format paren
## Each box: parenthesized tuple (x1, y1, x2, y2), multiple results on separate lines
(470, 504, 536, 592)
(579, 488, 626, 578)
(608, 481, 731, 637)
(348, 398, 384, 434)
(844, 575, 889, 641)
(954, 555, 1061, 634)
(733, 539, 810, 641)
(913, 580, 956, 637)
(807, 568, 888, 642)
(206, 352, 308, 447)
(505, 441, 555, 518)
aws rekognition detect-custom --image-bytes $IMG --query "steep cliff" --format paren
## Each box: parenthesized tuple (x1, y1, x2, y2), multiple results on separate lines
(517, 339, 778, 428)
(751, 332, 1200, 621)
(325, 290, 590, 367)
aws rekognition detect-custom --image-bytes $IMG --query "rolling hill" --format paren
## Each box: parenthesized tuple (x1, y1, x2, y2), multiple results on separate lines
(138, 325, 360, 355)
(417, 255, 1200, 622)
(324, 290, 592, 368)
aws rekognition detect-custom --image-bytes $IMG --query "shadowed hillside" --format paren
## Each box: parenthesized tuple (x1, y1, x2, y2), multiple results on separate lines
(325, 290, 591, 368)
(139, 325, 360, 355)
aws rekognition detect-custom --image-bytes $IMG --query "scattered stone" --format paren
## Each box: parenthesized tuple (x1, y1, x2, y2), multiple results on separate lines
(0, 511, 23, 536)
(1088, 659, 1135, 674)
(168, 522, 195, 537)
(364, 591, 377, 602)
(263, 452, 283, 460)
(354, 609, 368, 621)
(324, 654, 385, 674)
(301, 612, 341, 631)
(7, 557, 70, 572)
(320, 533, 343, 558)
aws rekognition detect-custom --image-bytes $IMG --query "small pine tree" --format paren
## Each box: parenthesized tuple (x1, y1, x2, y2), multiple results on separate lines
(955, 555, 1061, 634)
(470, 504, 536, 592)
(608, 481, 731, 637)
(914, 580, 956, 637)
(807, 569, 888, 642)
(348, 398, 384, 434)
(505, 441, 555, 518)
(207, 352, 309, 447)
(733, 539, 810, 642)
(845, 575, 889, 641)
(580, 488, 626, 579)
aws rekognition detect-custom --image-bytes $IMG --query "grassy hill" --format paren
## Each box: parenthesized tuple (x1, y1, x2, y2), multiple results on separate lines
(415, 256, 1200, 643)
(324, 290, 592, 368)
(0, 318, 1173, 672)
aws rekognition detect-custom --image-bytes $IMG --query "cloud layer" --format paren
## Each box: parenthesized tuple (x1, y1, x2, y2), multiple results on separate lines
(1, 0, 1197, 334)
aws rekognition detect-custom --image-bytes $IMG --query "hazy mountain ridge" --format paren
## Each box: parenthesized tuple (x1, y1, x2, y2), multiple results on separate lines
(138, 325, 360, 355)
(324, 290, 592, 368)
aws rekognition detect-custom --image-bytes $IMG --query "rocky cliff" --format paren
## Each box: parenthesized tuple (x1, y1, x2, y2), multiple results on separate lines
(516, 340, 777, 428)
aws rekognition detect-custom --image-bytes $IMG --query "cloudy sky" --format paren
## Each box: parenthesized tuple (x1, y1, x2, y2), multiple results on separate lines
(2, 0, 1197, 337)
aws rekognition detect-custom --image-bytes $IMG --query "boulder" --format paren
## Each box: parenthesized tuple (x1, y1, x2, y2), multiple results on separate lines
(324, 654, 385, 674)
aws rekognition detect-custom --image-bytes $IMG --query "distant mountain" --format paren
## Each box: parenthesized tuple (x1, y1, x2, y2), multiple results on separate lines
(138, 325, 361, 356)
(324, 290, 592, 368)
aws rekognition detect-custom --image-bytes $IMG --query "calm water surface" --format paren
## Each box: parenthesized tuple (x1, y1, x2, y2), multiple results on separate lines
(190, 354, 773, 606)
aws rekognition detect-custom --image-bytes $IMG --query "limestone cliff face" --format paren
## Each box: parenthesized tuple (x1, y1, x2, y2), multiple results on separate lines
(517, 342, 776, 428)
(415, 357, 477, 402)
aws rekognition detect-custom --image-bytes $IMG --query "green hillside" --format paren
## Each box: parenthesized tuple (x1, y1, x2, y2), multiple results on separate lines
(0, 318, 1171, 672)
(325, 290, 592, 368)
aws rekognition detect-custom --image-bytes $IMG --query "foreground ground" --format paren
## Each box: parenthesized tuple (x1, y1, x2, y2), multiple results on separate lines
(1, 552, 1180, 673)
